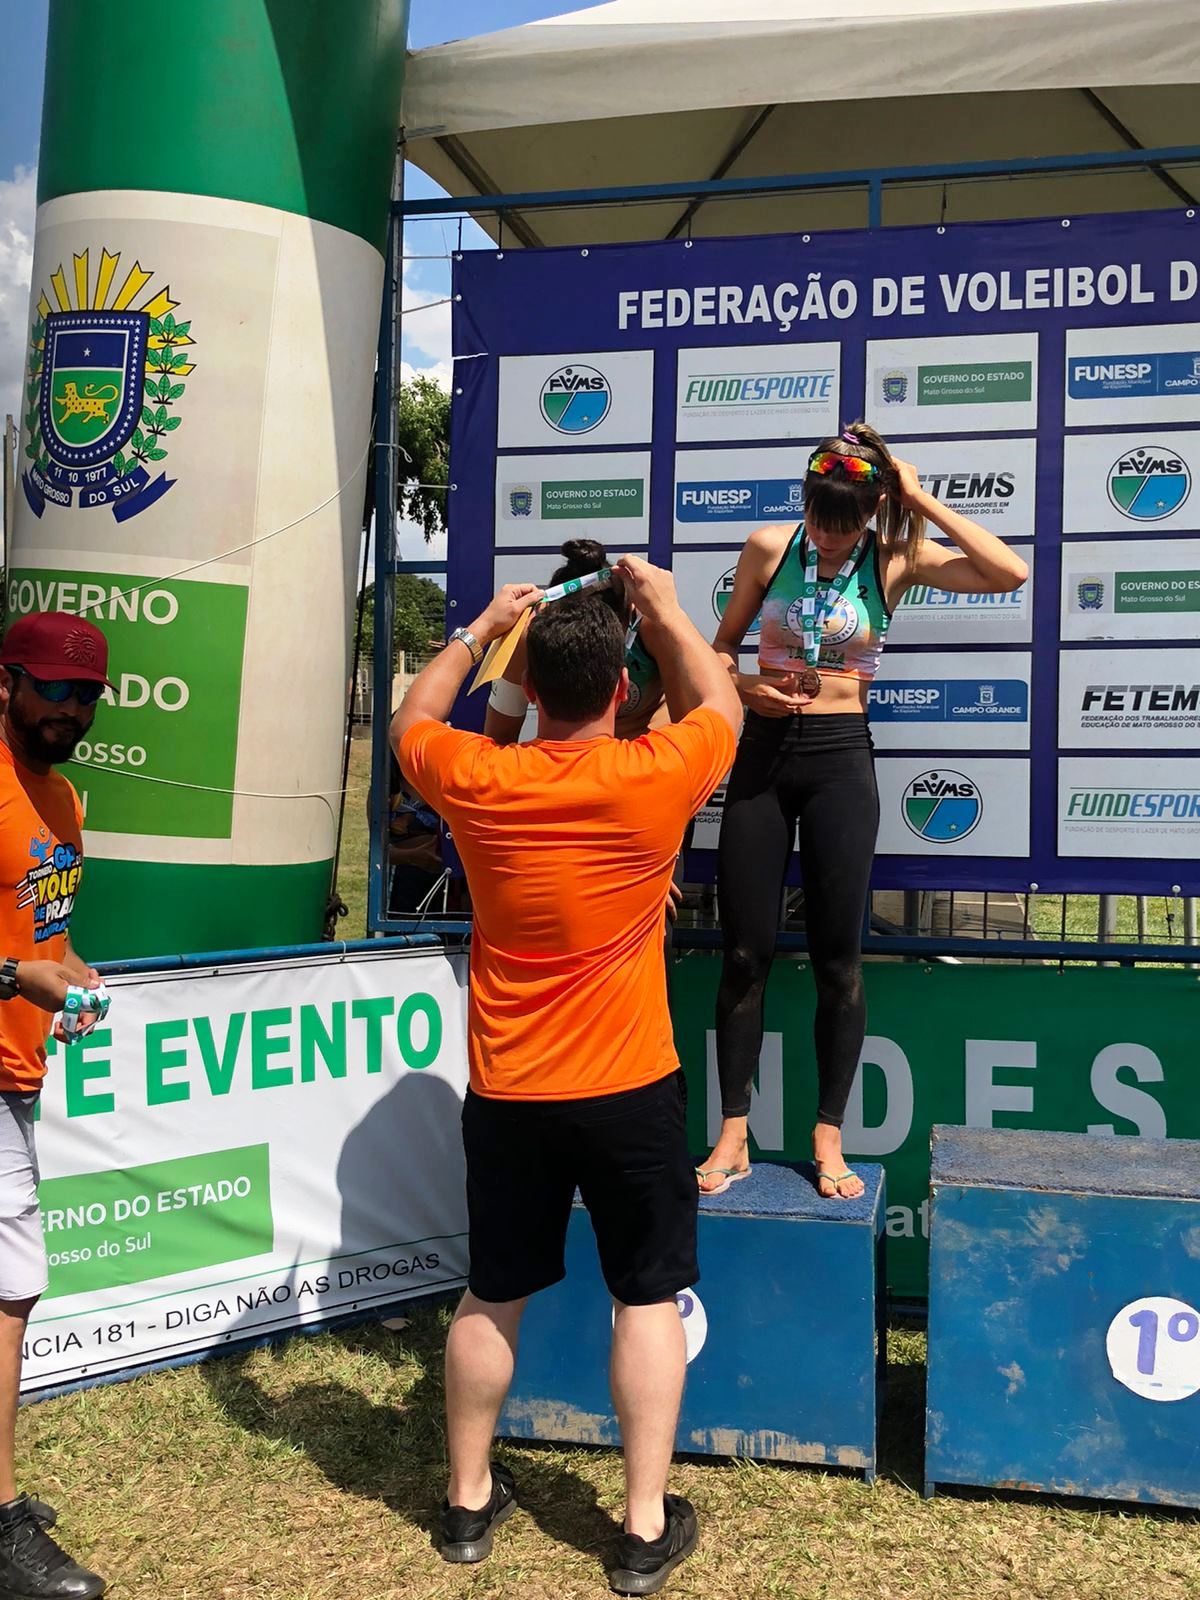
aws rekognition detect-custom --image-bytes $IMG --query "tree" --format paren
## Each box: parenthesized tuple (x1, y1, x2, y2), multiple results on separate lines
(396, 375, 450, 541)
(358, 574, 445, 662)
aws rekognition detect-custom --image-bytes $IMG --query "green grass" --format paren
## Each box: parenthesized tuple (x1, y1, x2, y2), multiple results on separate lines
(333, 737, 372, 940)
(21, 1309, 1200, 1598)
(1029, 893, 1185, 947)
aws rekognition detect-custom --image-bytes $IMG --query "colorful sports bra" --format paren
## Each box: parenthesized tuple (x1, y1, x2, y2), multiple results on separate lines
(757, 525, 892, 682)
(618, 619, 663, 727)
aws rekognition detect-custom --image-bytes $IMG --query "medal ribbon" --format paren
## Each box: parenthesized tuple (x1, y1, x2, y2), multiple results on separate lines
(799, 533, 865, 669)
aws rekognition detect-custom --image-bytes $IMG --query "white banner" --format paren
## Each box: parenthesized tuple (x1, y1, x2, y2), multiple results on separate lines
(674, 342, 840, 442)
(870, 651, 1032, 752)
(1064, 323, 1200, 429)
(672, 445, 809, 544)
(497, 351, 653, 449)
(875, 757, 1030, 857)
(1061, 432, 1199, 535)
(672, 547, 761, 649)
(1061, 540, 1200, 642)
(1058, 757, 1200, 860)
(495, 451, 651, 549)
(24, 947, 470, 1394)
(864, 332, 1039, 435)
(899, 438, 1037, 539)
(1058, 647, 1200, 749)
(887, 545, 1034, 645)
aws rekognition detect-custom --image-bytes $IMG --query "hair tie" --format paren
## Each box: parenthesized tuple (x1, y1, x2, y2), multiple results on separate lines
(842, 426, 859, 445)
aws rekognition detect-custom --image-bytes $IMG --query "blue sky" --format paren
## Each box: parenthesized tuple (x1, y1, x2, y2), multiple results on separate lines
(0, 1, 568, 172)
(0, 0, 579, 438)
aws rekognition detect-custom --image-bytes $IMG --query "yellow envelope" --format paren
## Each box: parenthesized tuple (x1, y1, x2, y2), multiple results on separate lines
(470, 605, 534, 692)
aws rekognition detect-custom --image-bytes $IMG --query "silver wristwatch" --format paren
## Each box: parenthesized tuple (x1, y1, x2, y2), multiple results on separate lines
(0, 959, 19, 1003)
(449, 627, 484, 665)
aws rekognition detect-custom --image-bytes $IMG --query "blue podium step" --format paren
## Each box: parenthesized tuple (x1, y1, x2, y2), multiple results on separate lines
(499, 1161, 886, 1475)
(926, 1125, 1200, 1507)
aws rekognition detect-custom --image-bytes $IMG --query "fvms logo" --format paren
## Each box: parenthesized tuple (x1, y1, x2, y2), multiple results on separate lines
(711, 567, 760, 635)
(1106, 446, 1191, 522)
(540, 365, 611, 435)
(902, 769, 982, 842)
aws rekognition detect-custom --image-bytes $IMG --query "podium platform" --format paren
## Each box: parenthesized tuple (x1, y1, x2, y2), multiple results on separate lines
(499, 1161, 886, 1475)
(926, 1125, 1200, 1508)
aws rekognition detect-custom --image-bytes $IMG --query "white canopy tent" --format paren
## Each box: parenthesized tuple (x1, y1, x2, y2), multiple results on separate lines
(401, 0, 1200, 244)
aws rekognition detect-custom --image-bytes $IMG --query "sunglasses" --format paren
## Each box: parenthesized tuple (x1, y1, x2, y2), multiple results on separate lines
(4, 665, 105, 706)
(808, 450, 880, 482)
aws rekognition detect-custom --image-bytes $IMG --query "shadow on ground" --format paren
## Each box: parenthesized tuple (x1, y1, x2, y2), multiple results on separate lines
(201, 1313, 619, 1560)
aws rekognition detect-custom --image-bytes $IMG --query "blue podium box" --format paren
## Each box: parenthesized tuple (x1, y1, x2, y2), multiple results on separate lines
(499, 1161, 886, 1476)
(926, 1125, 1200, 1508)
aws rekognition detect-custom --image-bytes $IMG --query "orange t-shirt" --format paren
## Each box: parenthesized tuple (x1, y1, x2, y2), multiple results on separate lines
(400, 708, 734, 1101)
(0, 742, 85, 1092)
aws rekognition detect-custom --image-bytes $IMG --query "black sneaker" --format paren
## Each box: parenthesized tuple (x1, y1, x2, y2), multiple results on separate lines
(438, 1463, 518, 1564)
(0, 1494, 105, 1598)
(609, 1495, 698, 1595)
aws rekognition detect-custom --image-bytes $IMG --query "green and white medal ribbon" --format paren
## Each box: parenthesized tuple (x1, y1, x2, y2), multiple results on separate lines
(797, 535, 864, 695)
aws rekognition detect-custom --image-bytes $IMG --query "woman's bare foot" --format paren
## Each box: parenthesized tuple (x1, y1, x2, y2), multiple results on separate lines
(697, 1118, 750, 1196)
(812, 1124, 865, 1200)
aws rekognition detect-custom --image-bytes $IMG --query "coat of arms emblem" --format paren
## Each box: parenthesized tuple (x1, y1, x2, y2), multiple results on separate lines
(21, 249, 196, 522)
(1077, 580, 1105, 611)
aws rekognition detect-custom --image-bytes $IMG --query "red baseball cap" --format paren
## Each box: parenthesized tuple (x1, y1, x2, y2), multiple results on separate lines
(1, 612, 113, 686)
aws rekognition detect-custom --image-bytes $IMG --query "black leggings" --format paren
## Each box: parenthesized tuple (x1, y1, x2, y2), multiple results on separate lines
(715, 712, 879, 1127)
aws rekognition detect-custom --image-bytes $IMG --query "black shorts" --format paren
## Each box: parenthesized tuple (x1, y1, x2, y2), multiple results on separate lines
(461, 1070, 698, 1307)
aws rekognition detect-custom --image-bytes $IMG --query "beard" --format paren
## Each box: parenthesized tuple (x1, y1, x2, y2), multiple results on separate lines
(7, 697, 91, 765)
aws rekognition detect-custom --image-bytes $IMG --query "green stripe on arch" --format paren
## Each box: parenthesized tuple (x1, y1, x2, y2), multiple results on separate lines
(38, 0, 409, 250)
(70, 857, 334, 963)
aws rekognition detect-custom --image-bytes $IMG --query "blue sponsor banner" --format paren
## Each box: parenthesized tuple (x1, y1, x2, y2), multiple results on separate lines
(676, 478, 805, 523)
(450, 208, 1200, 894)
(1069, 351, 1200, 399)
(870, 679, 1029, 723)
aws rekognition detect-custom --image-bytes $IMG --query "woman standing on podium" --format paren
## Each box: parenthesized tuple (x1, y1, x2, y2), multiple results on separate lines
(697, 422, 1028, 1200)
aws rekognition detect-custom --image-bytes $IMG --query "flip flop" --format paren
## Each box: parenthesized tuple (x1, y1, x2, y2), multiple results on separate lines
(695, 1164, 752, 1197)
(815, 1168, 861, 1198)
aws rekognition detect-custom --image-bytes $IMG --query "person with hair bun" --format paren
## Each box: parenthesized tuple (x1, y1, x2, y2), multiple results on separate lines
(697, 421, 1029, 1200)
(484, 539, 667, 744)
(485, 540, 691, 932)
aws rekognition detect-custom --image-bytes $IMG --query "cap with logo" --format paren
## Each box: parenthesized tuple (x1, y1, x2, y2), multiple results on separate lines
(0, 612, 113, 686)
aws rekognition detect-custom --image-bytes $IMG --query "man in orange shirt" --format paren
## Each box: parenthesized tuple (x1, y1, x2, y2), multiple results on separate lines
(0, 613, 110, 1599)
(394, 557, 738, 1596)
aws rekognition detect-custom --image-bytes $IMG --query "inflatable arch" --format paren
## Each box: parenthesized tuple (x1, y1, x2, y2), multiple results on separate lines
(14, 0, 409, 957)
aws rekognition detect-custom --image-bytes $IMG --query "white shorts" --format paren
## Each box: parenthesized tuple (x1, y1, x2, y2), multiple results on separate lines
(0, 1093, 47, 1302)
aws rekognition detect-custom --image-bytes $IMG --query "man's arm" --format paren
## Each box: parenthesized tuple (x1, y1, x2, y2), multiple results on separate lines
(390, 583, 542, 776)
(615, 556, 741, 739)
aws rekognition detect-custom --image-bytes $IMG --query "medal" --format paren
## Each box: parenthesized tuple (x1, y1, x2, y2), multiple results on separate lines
(798, 533, 864, 694)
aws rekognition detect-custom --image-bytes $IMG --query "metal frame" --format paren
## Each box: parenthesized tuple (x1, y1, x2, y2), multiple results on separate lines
(396, 143, 1200, 228)
(371, 141, 1200, 964)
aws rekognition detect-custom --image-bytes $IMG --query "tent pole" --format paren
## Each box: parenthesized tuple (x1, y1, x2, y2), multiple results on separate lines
(665, 105, 778, 240)
(1078, 89, 1197, 206)
(867, 177, 882, 228)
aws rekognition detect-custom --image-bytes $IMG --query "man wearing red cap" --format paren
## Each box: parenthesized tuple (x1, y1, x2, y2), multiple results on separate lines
(0, 612, 109, 1597)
